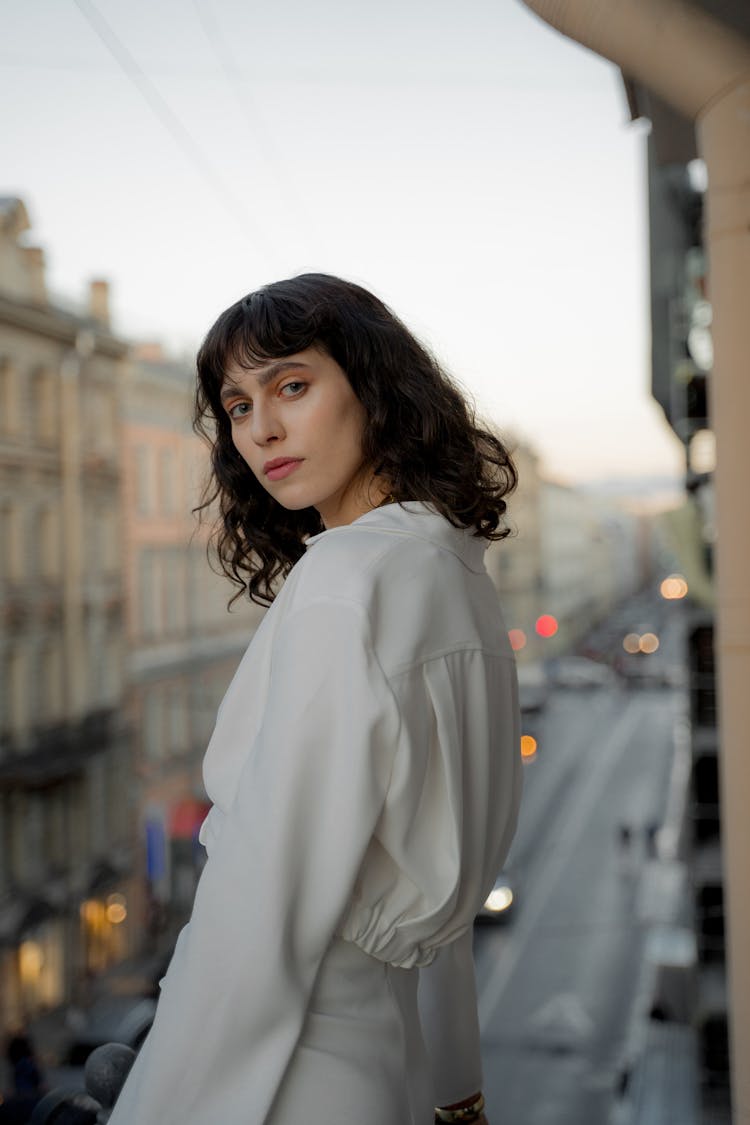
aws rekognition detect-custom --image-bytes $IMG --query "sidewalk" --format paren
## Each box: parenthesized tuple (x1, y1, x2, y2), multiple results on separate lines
(611, 725, 700, 1124)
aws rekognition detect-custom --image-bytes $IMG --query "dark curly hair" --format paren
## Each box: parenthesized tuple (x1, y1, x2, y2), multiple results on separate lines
(194, 273, 517, 607)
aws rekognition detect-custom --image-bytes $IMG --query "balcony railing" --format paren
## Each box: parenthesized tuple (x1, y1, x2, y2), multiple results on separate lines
(30, 1042, 135, 1124)
(0, 709, 124, 789)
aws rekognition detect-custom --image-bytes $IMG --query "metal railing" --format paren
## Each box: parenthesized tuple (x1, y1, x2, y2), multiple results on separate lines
(29, 1043, 134, 1125)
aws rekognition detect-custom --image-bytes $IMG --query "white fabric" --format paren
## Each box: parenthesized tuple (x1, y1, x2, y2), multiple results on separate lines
(109, 501, 522, 1124)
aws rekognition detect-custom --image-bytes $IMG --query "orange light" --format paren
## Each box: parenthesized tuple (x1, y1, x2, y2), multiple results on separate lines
(521, 734, 538, 760)
(660, 574, 688, 600)
(106, 893, 128, 925)
(19, 941, 44, 984)
(508, 628, 527, 651)
(535, 614, 558, 639)
(623, 633, 641, 654)
(639, 632, 660, 654)
(81, 899, 104, 928)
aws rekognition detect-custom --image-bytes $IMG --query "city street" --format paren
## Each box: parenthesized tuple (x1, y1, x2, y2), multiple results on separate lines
(476, 603, 686, 1125)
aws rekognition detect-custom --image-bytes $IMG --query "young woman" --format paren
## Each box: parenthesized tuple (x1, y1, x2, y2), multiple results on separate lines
(109, 274, 522, 1125)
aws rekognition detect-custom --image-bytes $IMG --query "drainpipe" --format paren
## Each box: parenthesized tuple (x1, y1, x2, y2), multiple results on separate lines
(518, 1, 750, 1119)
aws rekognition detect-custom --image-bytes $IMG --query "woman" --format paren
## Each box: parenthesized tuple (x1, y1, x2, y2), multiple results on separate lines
(109, 274, 522, 1125)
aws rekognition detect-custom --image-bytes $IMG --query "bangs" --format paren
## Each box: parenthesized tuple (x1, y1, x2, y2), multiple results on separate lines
(230, 288, 322, 367)
(199, 283, 330, 388)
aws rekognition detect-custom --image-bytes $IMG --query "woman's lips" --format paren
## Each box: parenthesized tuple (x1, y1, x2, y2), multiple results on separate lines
(264, 458, 303, 481)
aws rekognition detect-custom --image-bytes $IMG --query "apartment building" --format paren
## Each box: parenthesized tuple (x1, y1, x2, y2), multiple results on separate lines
(121, 344, 261, 946)
(0, 198, 134, 1032)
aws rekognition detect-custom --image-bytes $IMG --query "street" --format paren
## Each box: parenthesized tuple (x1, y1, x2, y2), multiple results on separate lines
(476, 601, 686, 1125)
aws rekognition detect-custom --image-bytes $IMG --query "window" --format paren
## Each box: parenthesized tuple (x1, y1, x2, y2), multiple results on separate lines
(135, 445, 153, 516)
(88, 758, 107, 854)
(8, 646, 29, 739)
(87, 505, 119, 577)
(86, 385, 116, 458)
(25, 796, 45, 883)
(37, 642, 64, 724)
(33, 368, 58, 444)
(102, 630, 122, 706)
(0, 503, 24, 581)
(142, 688, 164, 760)
(44, 789, 66, 867)
(163, 549, 186, 634)
(167, 684, 188, 755)
(159, 448, 177, 515)
(0, 359, 20, 435)
(38, 505, 61, 580)
(101, 508, 120, 574)
(139, 550, 159, 638)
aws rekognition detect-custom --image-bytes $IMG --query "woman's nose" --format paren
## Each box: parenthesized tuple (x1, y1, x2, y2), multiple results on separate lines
(250, 402, 283, 445)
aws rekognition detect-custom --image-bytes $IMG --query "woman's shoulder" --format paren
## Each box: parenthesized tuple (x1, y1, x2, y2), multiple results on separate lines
(284, 519, 421, 611)
(274, 504, 504, 669)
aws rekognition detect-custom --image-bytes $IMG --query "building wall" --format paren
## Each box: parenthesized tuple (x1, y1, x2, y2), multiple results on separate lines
(486, 442, 545, 665)
(0, 198, 135, 1036)
(120, 349, 262, 947)
(487, 442, 641, 664)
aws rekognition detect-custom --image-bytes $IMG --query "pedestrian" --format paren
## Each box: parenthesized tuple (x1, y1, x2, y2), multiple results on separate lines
(0, 1032, 45, 1123)
(108, 274, 522, 1124)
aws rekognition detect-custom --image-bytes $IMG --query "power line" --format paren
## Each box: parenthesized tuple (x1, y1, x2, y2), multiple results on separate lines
(191, 0, 317, 243)
(71, 0, 276, 262)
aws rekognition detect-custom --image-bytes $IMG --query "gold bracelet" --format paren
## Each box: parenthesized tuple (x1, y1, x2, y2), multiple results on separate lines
(434, 1092, 485, 1123)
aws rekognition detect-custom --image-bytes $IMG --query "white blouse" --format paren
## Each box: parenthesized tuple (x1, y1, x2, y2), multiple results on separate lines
(109, 501, 522, 1123)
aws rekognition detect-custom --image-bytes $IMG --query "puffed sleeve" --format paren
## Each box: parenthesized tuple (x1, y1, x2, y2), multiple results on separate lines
(418, 928, 483, 1106)
(108, 598, 400, 1125)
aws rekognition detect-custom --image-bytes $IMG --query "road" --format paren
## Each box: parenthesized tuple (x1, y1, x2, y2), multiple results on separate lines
(475, 598, 686, 1125)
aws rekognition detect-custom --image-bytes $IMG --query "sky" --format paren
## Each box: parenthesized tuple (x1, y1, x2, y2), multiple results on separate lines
(1, 0, 686, 488)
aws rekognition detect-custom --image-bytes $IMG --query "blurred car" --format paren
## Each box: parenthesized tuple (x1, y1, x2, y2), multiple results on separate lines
(550, 656, 616, 690)
(517, 661, 549, 713)
(475, 870, 516, 925)
(67, 994, 157, 1065)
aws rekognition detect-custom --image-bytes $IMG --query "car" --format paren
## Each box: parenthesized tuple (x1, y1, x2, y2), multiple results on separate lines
(550, 656, 616, 690)
(475, 870, 516, 925)
(517, 661, 549, 713)
(67, 994, 157, 1065)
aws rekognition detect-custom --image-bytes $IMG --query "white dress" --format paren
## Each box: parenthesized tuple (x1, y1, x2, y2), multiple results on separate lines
(108, 502, 522, 1125)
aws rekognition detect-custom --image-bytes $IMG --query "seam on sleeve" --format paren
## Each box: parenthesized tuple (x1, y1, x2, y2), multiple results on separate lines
(386, 645, 517, 682)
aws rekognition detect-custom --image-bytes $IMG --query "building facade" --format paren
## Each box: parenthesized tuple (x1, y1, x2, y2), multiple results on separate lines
(625, 78, 729, 1122)
(121, 345, 260, 949)
(487, 442, 643, 673)
(0, 198, 135, 1034)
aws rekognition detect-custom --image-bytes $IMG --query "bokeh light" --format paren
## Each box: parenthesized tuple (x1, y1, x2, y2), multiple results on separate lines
(521, 734, 538, 760)
(535, 614, 558, 639)
(639, 632, 660, 654)
(508, 628, 527, 651)
(485, 886, 514, 913)
(106, 893, 128, 925)
(660, 574, 688, 600)
(19, 941, 44, 983)
(623, 633, 641, 654)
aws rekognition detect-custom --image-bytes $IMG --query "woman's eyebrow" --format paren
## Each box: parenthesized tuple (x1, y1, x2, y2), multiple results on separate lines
(220, 360, 311, 402)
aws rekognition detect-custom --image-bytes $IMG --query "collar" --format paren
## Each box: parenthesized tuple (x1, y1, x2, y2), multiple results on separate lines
(305, 501, 488, 574)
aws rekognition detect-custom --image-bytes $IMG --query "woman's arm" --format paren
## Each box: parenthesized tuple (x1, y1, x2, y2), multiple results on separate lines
(108, 598, 399, 1125)
(418, 927, 484, 1109)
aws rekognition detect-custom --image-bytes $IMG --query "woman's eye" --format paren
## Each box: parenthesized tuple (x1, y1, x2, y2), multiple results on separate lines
(280, 381, 305, 397)
(228, 401, 251, 420)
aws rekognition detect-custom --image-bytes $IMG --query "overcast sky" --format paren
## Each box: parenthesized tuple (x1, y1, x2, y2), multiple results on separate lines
(1, 0, 685, 487)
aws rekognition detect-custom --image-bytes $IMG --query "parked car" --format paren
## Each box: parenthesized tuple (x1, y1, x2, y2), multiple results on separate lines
(475, 870, 517, 925)
(517, 661, 549, 713)
(550, 656, 616, 690)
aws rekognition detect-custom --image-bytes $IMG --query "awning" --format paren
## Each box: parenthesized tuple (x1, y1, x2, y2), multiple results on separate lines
(169, 799, 211, 840)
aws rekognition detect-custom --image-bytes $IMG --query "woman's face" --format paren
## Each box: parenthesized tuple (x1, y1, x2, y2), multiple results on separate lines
(220, 345, 386, 528)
